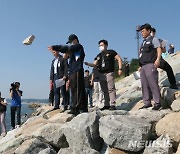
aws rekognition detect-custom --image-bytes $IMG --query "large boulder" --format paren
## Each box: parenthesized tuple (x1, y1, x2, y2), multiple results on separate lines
(129, 109, 172, 124)
(59, 111, 103, 151)
(58, 147, 99, 154)
(156, 112, 180, 143)
(47, 112, 74, 123)
(99, 115, 152, 152)
(143, 135, 173, 154)
(14, 138, 55, 154)
(33, 123, 68, 150)
(0, 134, 26, 153)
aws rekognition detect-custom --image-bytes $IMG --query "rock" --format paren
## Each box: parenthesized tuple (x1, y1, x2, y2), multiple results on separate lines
(175, 91, 180, 100)
(15, 117, 48, 137)
(33, 123, 68, 150)
(109, 148, 128, 154)
(28, 103, 41, 109)
(171, 100, 180, 112)
(100, 109, 128, 116)
(99, 115, 152, 152)
(161, 87, 179, 105)
(156, 112, 180, 143)
(129, 109, 172, 123)
(60, 111, 103, 151)
(38, 148, 57, 154)
(0, 135, 26, 153)
(47, 112, 74, 123)
(143, 135, 173, 154)
(176, 144, 180, 154)
(14, 138, 55, 154)
(58, 147, 99, 154)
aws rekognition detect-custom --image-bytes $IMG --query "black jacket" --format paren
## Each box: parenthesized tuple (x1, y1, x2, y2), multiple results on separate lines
(50, 55, 68, 81)
(52, 44, 85, 73)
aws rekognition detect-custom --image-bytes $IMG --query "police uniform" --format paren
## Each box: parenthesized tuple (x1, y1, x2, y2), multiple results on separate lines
(139, 36, 161, 107)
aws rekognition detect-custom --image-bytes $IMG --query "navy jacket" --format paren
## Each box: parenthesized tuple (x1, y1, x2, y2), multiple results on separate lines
(50, 55, 68, 81)
(52, 44, 85, 73)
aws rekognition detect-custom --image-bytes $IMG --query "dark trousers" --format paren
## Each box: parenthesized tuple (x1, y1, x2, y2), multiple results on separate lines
(11, 106, 21, 128)
(85, 87, 93, 106)
(69, 71, 87, 111)
(53, 75, 67, 109)
(140, 63, 161, 106)
(159, 59, 176, 86)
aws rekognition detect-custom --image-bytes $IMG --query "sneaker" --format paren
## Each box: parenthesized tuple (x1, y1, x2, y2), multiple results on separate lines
(109, 105, 116, 110)
(152, 104, 162, 111)
(139, 104, 152, 109)
(170, 85, 178, 89)
(68, 109, 80, 115)
(100, 106, 110, 111)
(1, 132, 6, 137)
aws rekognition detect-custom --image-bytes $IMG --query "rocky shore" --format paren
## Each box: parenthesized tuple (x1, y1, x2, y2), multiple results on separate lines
(0, 52, 180, 154)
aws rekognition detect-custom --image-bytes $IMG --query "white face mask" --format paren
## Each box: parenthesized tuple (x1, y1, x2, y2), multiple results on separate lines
(99, 46, 105, 51)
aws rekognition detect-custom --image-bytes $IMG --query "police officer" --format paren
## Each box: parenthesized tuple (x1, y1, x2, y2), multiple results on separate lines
(139, 23, 162, 110)
(91, 40, 123, 110)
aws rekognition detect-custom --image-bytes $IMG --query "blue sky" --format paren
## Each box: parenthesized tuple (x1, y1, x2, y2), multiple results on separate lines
(0, 0, 180, 98)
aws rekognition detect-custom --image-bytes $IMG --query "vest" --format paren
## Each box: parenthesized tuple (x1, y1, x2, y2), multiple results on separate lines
(139, 36, 157, 66)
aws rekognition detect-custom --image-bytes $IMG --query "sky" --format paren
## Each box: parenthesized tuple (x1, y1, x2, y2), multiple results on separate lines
(0, 0, 180, 99)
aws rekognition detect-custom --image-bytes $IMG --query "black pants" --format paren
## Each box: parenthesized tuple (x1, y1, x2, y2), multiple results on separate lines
(53, 74, 68, 109)
(69, 71, 87, 111)
(11, 106, 21, 128)
(159, 59, 176, 86)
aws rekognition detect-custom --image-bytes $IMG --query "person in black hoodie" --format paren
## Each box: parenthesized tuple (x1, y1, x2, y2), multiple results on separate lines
(48, 34, 87, 115)
(50, 50, 68, 111)
(0, 92, 7, 137)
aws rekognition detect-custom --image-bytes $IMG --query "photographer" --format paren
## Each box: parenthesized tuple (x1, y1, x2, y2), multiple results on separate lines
(10, 82, 23, 129)
(0, 92, 7, 137)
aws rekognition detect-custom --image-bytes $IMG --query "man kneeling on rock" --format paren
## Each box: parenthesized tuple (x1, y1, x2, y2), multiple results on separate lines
(138, 23, 162, 110)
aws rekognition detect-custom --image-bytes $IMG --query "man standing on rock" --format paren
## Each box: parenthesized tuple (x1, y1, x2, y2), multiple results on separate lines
(48, 34, 87, 115)
(49, 50, 68, 111)
(139, 23, 162, 110)
(85, 40, 123, 110)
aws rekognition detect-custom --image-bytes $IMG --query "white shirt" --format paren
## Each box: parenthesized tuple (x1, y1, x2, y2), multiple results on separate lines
(54, 59, 59, 74)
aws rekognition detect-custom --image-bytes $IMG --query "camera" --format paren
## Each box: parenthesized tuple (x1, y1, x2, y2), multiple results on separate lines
(10, 82, 17, 91)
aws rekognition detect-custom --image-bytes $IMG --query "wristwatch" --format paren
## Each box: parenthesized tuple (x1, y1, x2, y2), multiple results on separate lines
(119, 68, 122, 70)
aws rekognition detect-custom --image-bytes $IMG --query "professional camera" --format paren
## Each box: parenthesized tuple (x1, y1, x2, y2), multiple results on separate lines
(10, 82, 17, 91)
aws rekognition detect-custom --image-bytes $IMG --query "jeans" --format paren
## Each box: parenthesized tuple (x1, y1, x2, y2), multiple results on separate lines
(0, 111, 6, 133)
(85, 88, 93, 106)
(11, 106, 21, 128)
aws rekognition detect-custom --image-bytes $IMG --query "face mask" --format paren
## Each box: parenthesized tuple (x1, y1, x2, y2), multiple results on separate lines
(99, 46, 105, 51)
